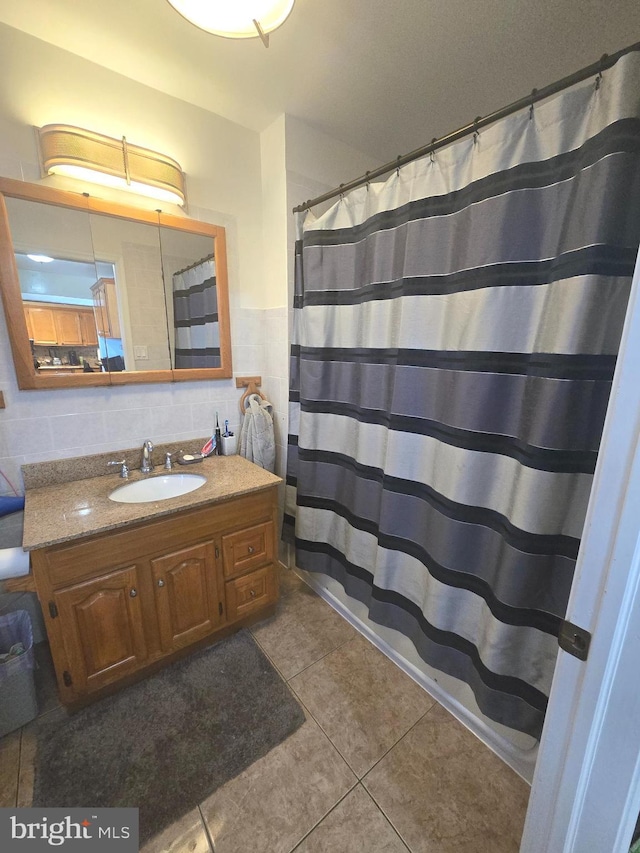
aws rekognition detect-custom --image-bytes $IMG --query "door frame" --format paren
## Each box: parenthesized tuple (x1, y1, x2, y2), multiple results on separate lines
(521, 246, 640, 852)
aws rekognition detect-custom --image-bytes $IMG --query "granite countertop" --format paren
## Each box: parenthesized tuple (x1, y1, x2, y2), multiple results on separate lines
(22, 455, 282, 552)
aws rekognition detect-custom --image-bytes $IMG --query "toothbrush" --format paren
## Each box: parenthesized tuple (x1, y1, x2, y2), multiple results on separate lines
(224, 419, 229, 437)
(215, 412, 222, 455)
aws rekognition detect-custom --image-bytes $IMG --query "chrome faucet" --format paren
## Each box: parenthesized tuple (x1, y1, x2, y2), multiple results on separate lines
(141, 440, 154, 474)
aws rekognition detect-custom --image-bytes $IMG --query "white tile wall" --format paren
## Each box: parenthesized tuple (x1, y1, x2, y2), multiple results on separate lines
(0, 305, 291, 498)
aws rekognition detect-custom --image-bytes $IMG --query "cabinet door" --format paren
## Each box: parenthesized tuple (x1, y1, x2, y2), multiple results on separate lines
(54, 308, 83, 345)
(79, 309, 98, 346)
(54, 565, 147, 695)
(151, 541, 222, 653)
(25, 305, 57, 344)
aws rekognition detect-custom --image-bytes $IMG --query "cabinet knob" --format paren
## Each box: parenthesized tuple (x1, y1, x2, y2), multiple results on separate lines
(249, 588, 256, 598)
(157, 579, 165, 588)
(129, 588, 138, 597)
(248, 546, 255, 554)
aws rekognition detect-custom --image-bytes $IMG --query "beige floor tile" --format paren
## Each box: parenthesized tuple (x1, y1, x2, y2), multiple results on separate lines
(290, 634, 435, 778)
(278, 565, 306, 598)
(201, 715, 356, 853)
(0, 728, 21, 807)
(293, 784, 409, 853)
(363, 703, 530, 853)
(251, 572, 358, 679)
(141, 807, 212, 853)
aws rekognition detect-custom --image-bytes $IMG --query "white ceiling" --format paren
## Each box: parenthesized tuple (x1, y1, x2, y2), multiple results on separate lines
(1, 0, 639, 163)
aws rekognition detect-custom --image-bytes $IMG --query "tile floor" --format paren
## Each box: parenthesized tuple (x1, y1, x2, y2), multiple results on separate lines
(0, 567, 530, 852)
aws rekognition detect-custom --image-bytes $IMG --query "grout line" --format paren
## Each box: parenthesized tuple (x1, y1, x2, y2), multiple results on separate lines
(285, 680, 353, 766)
(281, 632, 358, 682)
(252, 573, 428, 782)
(197, 804, 216, 853)
(364, 781, 416, 853)
(360, 704, 433, 783)
(359, 785, 412, 853)
(288, 782, 359, 853)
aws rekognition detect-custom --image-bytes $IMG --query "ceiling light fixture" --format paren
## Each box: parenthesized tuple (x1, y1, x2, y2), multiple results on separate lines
(26, 254, 54, 263)
(37, 124, 186, 206)
(166, 0, 295, 47)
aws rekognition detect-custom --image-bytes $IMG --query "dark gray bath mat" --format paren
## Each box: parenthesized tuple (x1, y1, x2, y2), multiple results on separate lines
(33, 630, 305, 843)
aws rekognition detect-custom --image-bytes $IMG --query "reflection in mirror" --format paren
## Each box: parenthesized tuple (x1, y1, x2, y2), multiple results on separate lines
(15, 254, 111, 373)
(88, 214, 172, 371)
(5, 201, 222, 374)
(0, 177, 232, 390)
(5, 197, 109, 374)
(159, 228, 220, 369)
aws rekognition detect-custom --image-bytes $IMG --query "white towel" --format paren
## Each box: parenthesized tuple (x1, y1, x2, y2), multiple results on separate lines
(239, 393, 276, 473)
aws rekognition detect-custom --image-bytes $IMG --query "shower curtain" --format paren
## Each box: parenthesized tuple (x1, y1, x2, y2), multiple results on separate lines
(172, 254, 221, 368)
(285, 51, 640, 740)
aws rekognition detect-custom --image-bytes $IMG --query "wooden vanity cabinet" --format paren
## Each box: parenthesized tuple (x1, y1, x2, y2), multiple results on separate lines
(31, 487, 279, 707)
(222, 521, 277, 620)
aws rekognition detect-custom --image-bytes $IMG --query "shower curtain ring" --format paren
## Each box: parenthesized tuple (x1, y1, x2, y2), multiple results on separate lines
(430, 139, 437, 163)
(396, 156, 402, 176)
(365, 171, 371, 190)
(529, 88, 537, 120)
(473, 117, 481, 144)
(339, 183, 345, 201)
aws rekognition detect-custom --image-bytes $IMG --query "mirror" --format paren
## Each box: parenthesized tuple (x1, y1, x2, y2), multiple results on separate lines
(0, 177, 232, 389)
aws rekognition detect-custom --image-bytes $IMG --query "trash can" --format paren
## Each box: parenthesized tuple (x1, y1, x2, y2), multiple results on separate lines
(0, 609, 37, 737)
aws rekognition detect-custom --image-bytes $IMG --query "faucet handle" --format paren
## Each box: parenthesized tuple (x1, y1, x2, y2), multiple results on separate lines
(164, 452, 173, 470)
(107, 459, 129, 479)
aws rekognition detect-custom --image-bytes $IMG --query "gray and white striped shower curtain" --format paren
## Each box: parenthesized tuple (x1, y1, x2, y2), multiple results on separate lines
(173, 254, 221, 368)
(284, 51, 640, 739)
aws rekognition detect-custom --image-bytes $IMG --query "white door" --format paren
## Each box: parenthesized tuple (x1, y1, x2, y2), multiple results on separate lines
(520, 246, 640, 852)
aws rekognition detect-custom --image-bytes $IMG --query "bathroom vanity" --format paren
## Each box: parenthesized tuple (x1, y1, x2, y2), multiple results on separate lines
(22, 455, 281, 708)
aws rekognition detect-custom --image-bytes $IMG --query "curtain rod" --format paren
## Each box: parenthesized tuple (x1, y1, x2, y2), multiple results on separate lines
(173, 252, 214, 277)
(293, 40, 640, 214)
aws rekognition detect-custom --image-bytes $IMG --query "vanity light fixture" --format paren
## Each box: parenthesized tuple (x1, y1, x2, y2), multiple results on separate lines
(37, 125, 186, 206)
(166, 0, 295, 47)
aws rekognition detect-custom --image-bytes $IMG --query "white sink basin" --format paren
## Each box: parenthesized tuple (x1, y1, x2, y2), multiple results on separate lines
(109, 473, 207, 504)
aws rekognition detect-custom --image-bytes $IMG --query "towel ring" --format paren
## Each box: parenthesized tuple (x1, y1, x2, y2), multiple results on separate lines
(236, 376, 267, 413)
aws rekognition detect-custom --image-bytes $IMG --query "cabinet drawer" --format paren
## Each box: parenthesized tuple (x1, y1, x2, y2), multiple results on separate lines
(221, 522, 274, 580)
(225, 565, 277, 621)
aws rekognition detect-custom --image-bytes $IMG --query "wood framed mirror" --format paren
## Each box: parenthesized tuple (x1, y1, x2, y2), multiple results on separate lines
(0, 177, 232, 390)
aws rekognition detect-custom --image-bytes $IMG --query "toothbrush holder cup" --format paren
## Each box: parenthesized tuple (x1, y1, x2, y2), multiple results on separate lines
(221, 435, 237, 456)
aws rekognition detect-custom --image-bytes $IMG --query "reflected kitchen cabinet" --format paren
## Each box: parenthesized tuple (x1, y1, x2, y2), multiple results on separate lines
(79, 309, 98, 346)
(24, 303, 57, 345)
(24, 301, 98, 348)
(53, 306, 83, 346)
(91, 277, 121, 339)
